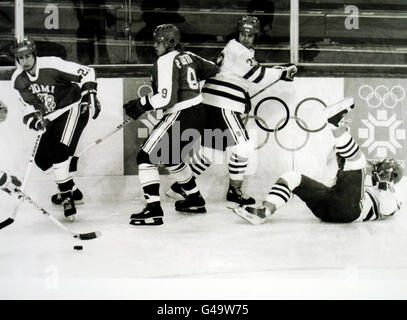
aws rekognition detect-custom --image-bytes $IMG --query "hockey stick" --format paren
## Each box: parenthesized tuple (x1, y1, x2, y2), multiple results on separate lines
(70, 118, 133, 172)
(0, 132, 42, 229)
(250, 65, 298, 100)
(250, 78, 281, 100)
(11, 187, 101, 240)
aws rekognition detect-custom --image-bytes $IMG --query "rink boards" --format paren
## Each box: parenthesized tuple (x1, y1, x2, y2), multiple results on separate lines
(1, 76, 406, 185)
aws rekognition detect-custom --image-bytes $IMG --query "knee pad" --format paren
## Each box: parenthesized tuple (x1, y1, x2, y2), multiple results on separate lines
(280, 171, 301, 190)
(344, 151, 367, 171)
(229, 140, 254, 160)
(166, 163, 194, 184)
(53, 158, 73, 185)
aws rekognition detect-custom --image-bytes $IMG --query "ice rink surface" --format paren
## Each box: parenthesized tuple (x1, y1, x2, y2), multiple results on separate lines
(1, 175, 407, 300)
(2, 79, 407, 299)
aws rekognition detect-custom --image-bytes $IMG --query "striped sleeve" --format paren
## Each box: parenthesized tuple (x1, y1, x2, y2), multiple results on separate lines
(246, 66, 284, 88)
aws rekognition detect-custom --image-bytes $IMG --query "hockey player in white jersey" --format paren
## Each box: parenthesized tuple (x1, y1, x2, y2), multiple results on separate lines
(166, 15, 297, 206)
(11, 36, 101, 221)
(233, 98, 403, 225)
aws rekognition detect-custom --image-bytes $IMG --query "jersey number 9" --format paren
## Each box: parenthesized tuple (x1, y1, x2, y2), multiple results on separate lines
(187, 67, 199, 90)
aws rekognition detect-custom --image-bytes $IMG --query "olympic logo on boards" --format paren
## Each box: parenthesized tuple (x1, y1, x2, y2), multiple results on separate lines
(358, 85, 405, 109)
(250, 97, 327, 151)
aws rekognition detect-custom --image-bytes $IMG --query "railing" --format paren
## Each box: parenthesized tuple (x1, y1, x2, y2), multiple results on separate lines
(1, 0, 407, 78)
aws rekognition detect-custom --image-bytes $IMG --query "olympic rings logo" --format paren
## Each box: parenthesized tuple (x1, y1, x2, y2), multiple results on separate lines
(246, 97, 328, 151)
(358, 85, 405, 109)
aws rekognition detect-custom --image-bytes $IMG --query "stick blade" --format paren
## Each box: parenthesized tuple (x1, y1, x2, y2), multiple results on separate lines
(0, 218, 15, 229)
(74, 231, 102, 240)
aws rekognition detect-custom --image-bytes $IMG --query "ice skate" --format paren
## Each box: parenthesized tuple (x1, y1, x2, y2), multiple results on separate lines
(233, 205, 269, 225)
(165, 182, 187, 201)
(326, 97, 355, 127)
(129, 202, 164, 226)
(175, 192, 206, 214)
(52, 188, 84, 205)
(61, 192, 76, 222)
(226, 185, 255, 206)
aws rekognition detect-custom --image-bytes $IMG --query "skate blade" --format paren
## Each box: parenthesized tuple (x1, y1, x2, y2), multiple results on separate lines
(227, 199, 256, 207)
(232, 207, 264, 225)
(175, 206, 207, 214)
(165, 189, 186, 201)
(129, 217, 163, 226)
(53, 200, 84, 206)
(65, 214, 76, 222)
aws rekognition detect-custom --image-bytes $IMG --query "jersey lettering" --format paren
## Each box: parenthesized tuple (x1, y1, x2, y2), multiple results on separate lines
(30, 83, 56, 94)
(77, 68, 89, 77)
(186, 67, 199, 90)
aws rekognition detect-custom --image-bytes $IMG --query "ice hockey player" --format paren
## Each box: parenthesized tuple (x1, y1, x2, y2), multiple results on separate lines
(166, 15, 297, 206)
(0, 101, 22, 194)
(11, 36, 101, 221)
(233, 98, 403, 224)
(123, 24, 218, 225)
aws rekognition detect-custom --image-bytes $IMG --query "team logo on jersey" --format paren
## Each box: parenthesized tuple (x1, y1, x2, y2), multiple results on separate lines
(37, 93, 56, 113)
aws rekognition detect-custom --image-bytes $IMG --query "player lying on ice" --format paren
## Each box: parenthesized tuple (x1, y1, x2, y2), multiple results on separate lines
(233, 97, 403, 224)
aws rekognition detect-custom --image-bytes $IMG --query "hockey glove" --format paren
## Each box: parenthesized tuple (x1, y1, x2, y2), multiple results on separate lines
(0, 171, 22, 194)
(280, 65, 297, 81)
(80, 82, 101, 119)
(23, 110, 51, 131)
(0, 100, 7, 122)
(124, 96, 153, 120)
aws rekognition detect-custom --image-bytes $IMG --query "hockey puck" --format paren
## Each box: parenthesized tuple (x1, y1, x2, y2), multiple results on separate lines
(73, 245, 83, 250)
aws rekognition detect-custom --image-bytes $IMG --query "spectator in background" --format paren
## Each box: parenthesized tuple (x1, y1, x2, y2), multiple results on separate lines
(74, 0, 116, 64)
(247, 0, 275, 42)
(135, 0, 185, 63)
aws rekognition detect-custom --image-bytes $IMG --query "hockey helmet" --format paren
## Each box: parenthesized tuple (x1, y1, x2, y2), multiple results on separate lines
(153, 24, 180, 50)
(10, 36, 36, 57)
(237, 16, 260, 35)
(371, 158, 402, 189)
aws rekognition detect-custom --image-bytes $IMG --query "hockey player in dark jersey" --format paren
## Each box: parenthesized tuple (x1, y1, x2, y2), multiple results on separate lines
(11, 36, 101, 221)
(233, 98, 404, 224)
(166, 16, 297, 206)
(123, 24, 218, 225)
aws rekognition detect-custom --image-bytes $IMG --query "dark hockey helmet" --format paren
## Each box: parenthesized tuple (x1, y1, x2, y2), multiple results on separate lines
(153, 24, 181, 50)
(371, 158, 402, 189)
(237, 16, 260, 35)
(10, 36, 36, 57)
